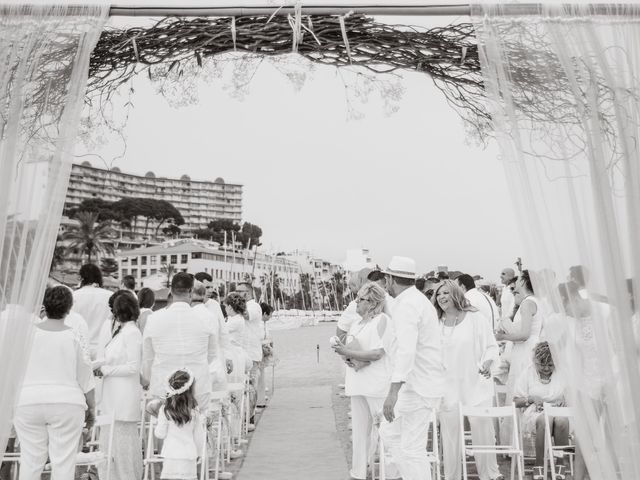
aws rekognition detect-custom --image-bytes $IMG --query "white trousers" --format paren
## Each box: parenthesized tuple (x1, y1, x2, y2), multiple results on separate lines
(379, 390, 439, 480)
(350, 395, 399, 480)
(14, 404, 85, 480)
(439, 398, 500, 480)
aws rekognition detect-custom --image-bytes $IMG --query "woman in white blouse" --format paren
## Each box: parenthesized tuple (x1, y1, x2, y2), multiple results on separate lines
(224, 292, 251, 383)
(14, 286, 95, 480)
(94, 293, 143, 480)
(331, 282, 398, 480)
(433, 280, 501, 480)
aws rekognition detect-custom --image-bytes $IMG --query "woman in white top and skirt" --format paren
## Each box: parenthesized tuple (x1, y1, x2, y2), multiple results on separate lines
(433, 280, 501, 480)
(94, 293, 143, 480)
(224, 293, 251, 383)
(14, 286, 96, 480)
(496, 270, 544, 444)
(332, 282, 399, 480)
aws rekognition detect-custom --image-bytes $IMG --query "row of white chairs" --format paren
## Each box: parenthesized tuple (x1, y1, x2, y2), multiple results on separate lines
(371, 402, 574, 480)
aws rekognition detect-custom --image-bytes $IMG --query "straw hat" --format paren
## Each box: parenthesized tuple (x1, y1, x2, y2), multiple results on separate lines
(383, 256, 417, 279)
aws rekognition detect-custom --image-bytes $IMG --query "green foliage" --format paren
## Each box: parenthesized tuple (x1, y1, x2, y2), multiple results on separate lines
(195, 219, 263, 248)
(63, 211, 116, 263)
(68, 197, 184, 238)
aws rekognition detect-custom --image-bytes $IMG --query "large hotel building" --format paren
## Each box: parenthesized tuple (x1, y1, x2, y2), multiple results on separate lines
(63, 161, 243, 237)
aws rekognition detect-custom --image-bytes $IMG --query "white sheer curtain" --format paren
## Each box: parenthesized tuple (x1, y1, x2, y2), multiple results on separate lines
(472, 3, 640, 479)
(0, 2, 108, 461)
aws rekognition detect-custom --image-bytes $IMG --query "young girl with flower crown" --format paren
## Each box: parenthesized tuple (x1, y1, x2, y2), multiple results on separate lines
(154, 368, 205, 480)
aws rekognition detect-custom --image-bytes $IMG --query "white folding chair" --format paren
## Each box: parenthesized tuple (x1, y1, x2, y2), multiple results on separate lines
(76, 413, 115, 480)
(459, 404, 524, 480)
(199, 414, 210, 480)
(493, 383, 509, 448)
(543, 403, 574, 480)
(226, 381, 248, 447)
(143, 416, 163, 480)
(208, 391, 232, 480)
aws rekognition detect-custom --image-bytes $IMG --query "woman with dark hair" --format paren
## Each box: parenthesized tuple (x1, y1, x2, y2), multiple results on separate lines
(496, 270, 544, 441)
(94, 294, 143, 480)
(154, 368, 205, 480)
(137, 287, 155, 332)
(14, 286, 95, 480)
(432, 280, 501, 480)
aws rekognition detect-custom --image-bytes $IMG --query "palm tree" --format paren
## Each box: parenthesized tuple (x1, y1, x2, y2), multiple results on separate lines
(160, 263, 176, 288)
(63, 211, 116, 264)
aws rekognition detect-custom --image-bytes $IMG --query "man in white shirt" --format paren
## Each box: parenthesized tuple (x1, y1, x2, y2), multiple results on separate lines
(499, 268, 516, 318)
(191, 279, 231, 391)
(195, 272, 233, 378)
(336, 267, 372, 341)
(120, 274, 136, 296)
(72, 264, 113, 359)
(380, 256, 444, 480)
(142, 273, 217, 409)
(457, 273, 500, 331)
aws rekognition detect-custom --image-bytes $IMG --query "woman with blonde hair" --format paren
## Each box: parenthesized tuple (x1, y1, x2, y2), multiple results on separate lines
(331, 282, 399, 480)
(433, 280, 501, 480)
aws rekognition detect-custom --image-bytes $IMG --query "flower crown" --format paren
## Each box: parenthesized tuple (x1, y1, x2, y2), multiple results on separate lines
(166, 367, 194, 398)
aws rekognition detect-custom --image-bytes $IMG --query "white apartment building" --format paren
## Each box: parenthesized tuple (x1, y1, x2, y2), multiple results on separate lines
(63, 161, 243, 237)
(117, 239, 300, 292)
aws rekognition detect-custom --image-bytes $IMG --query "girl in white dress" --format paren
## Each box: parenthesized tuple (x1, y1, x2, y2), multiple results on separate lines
(155, 368, 205, 480)
(433, 280, 501, 480)
(331, 282, 398, 480)
(224, 292, 251, 383)
(513, 342, 568, 480)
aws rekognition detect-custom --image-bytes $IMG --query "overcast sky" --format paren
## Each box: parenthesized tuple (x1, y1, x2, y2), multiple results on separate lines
(75, 10, 524, 281)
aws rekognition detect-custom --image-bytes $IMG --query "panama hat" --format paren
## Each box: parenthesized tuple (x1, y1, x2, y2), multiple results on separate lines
(383, 256, 417, 279)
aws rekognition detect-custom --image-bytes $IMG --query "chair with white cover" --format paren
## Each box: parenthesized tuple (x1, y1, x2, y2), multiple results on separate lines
(543, 403, 574, 480)
(226, 381, 248, 445)
(143, 416, 163, 480)
(75, 413, 115, 480)
(459, 404, 524, 480)
(208, 391, 231, 480)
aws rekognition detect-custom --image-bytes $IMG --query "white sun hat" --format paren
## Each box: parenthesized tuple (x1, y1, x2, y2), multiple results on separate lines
(383, 256, 417, 279)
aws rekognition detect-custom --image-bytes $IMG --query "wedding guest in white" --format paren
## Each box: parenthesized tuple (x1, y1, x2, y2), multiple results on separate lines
(142, 273, 217, 409)
(136, 287, 155, 333)
(235, 282, 264, 369)
(368, 269, 395, 315)
(195, 272, 233, 383)
(224, 292, 251, 383)
(72, 263, 113, 358)
(93, 293, 143, 480)
(457, 273, 500, 330)
(433, 280, 501, 480)
(513, 342, 568, 480)
(499, 268, 516, 318)
(191, 281, 228, 391)
(121, 274, 136, 296)
(39, 283, 90, 353)
(336, 267, 373, 341)
(379, 256, 444, 480)
(14, 286, 95, 480)
(496, 270, 544, 442)
(332, 282, 399, 480)
(256, 303, 274, 408)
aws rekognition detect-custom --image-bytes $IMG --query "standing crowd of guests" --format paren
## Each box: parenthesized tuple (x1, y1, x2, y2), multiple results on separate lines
(332, 257, 591, 480)
(7, 264, 274, 480)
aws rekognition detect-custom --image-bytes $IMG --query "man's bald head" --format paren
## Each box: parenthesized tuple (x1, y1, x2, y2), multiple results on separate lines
(500, 268, 516, 285)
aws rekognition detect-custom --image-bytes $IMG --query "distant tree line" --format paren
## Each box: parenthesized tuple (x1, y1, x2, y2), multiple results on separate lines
(193, 219, 263, 249)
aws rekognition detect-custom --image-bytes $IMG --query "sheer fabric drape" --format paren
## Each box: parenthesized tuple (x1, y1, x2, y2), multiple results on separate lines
(0, 3, 108, 460)
(472, 3, 640, 478)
